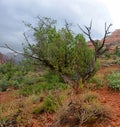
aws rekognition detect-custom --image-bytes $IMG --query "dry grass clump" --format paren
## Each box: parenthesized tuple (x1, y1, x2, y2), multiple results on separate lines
(52, 92, 111, 127)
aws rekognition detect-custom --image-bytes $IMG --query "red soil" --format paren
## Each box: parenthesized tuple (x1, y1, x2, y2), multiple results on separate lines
(96, 88, 120, 127)
(0, 91, 14, 104)
(95, 65, 120, 127)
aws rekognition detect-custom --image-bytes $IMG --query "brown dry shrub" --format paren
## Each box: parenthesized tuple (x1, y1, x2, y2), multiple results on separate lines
(52, 92, 111, 127)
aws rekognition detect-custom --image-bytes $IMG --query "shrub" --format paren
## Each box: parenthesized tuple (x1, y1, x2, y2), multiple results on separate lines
(9, 80, 20, 89)
(44, 71, 61, 83)
(19, 72, 68, 96)
(0, 80, 8, 92)
(57, 92, 111, 127)
(19, 82, 67, 96)
(106, 71, 120, 90)
(81, 92, 99, 103)
(87, 77, 104, 89)
(23, 77, 41, 85)
(104, 53, 111, 59)
(32, 94, 61, 114)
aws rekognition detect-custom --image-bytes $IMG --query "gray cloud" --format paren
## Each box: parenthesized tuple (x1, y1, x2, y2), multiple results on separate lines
(0, 0, 112, 53)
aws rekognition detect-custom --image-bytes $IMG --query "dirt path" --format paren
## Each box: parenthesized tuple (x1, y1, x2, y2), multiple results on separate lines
(96, 88, 120, 127)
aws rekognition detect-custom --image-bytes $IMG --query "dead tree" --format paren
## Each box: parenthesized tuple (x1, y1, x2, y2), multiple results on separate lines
(78, 22, 112, 82)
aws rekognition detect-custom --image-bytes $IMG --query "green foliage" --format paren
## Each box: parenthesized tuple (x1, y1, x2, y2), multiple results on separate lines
(106, 71, 120, 90)
(20, 81, 67, 96)
(0, 61, 32, 91)
(33, 93, 63, 114)
(23, 77, 41, 85)
(104, 52, 111, 58)
(114, 46, 120, 56)
(87, 77, 104, 89)
(19, 72, 67, 96)
(44, 71, 61, 83)
(0, 79, 8, 92)
(33, 95, 57, 114)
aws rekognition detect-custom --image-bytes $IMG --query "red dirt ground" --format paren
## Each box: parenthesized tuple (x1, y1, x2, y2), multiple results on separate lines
(95, 65, 120, 127)
(0, 91, 14, 104)
(96, 88, 120, 127)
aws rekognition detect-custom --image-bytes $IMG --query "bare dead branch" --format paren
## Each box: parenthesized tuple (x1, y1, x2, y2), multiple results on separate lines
(23, 33, 32, 48)
(78, 22, 97, 47)
(97, 23, 112, 51)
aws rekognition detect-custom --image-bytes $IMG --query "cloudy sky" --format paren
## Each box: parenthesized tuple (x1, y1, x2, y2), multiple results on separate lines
(0, 0, 120, 53)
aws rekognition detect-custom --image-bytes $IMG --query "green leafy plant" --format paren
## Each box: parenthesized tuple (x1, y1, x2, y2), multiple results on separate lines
(0, 79, 8, 92)
(106, 71, 120, 90)
(0, 61, 32, 91)
(32, 94, 63, 114)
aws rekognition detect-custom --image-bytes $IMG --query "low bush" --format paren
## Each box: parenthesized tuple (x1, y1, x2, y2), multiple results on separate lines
(87, 77, 104, 89)
(32, 94, 63, 114)
(0, 61, 32, 91)
(106, 71, 120, 90)
(0, 79, 8, 92)
(44, 71, 61, 83)
(81, 92, 99, 103)
(57, 92, 111, 127)
(19, 82, 67, 96)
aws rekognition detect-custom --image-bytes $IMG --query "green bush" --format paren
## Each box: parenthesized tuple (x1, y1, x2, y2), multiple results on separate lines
(23, 77, 41, 85)
(19, 72, 67, 96)
(0, 80, 8, 92)
(106, 71, 120, 90)
(33, 94, 62, 114)
(44, 71, 61, 83)
(87, 77, 104, 89)
(0, 61, 32, 91)
(19, 82, 67, 96)
(104, 53, 111, 59)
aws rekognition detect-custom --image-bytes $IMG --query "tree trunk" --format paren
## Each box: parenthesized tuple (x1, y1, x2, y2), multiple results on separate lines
(60, 74, 80, 94)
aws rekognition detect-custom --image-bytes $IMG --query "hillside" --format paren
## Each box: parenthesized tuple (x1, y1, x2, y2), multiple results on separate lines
(105, 29, 120, 52)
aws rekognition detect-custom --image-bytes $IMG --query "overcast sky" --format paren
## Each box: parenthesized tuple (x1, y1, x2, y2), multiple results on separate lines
(0, 0, 120, 53)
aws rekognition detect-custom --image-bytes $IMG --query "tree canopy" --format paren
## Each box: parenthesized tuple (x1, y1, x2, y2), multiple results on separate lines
(23, 17, 98, 93)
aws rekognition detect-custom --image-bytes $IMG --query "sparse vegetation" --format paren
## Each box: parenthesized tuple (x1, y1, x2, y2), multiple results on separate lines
(106, 71, 120, 90)
(57, 92, 111, 127)
(87, 77, 105, 89)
